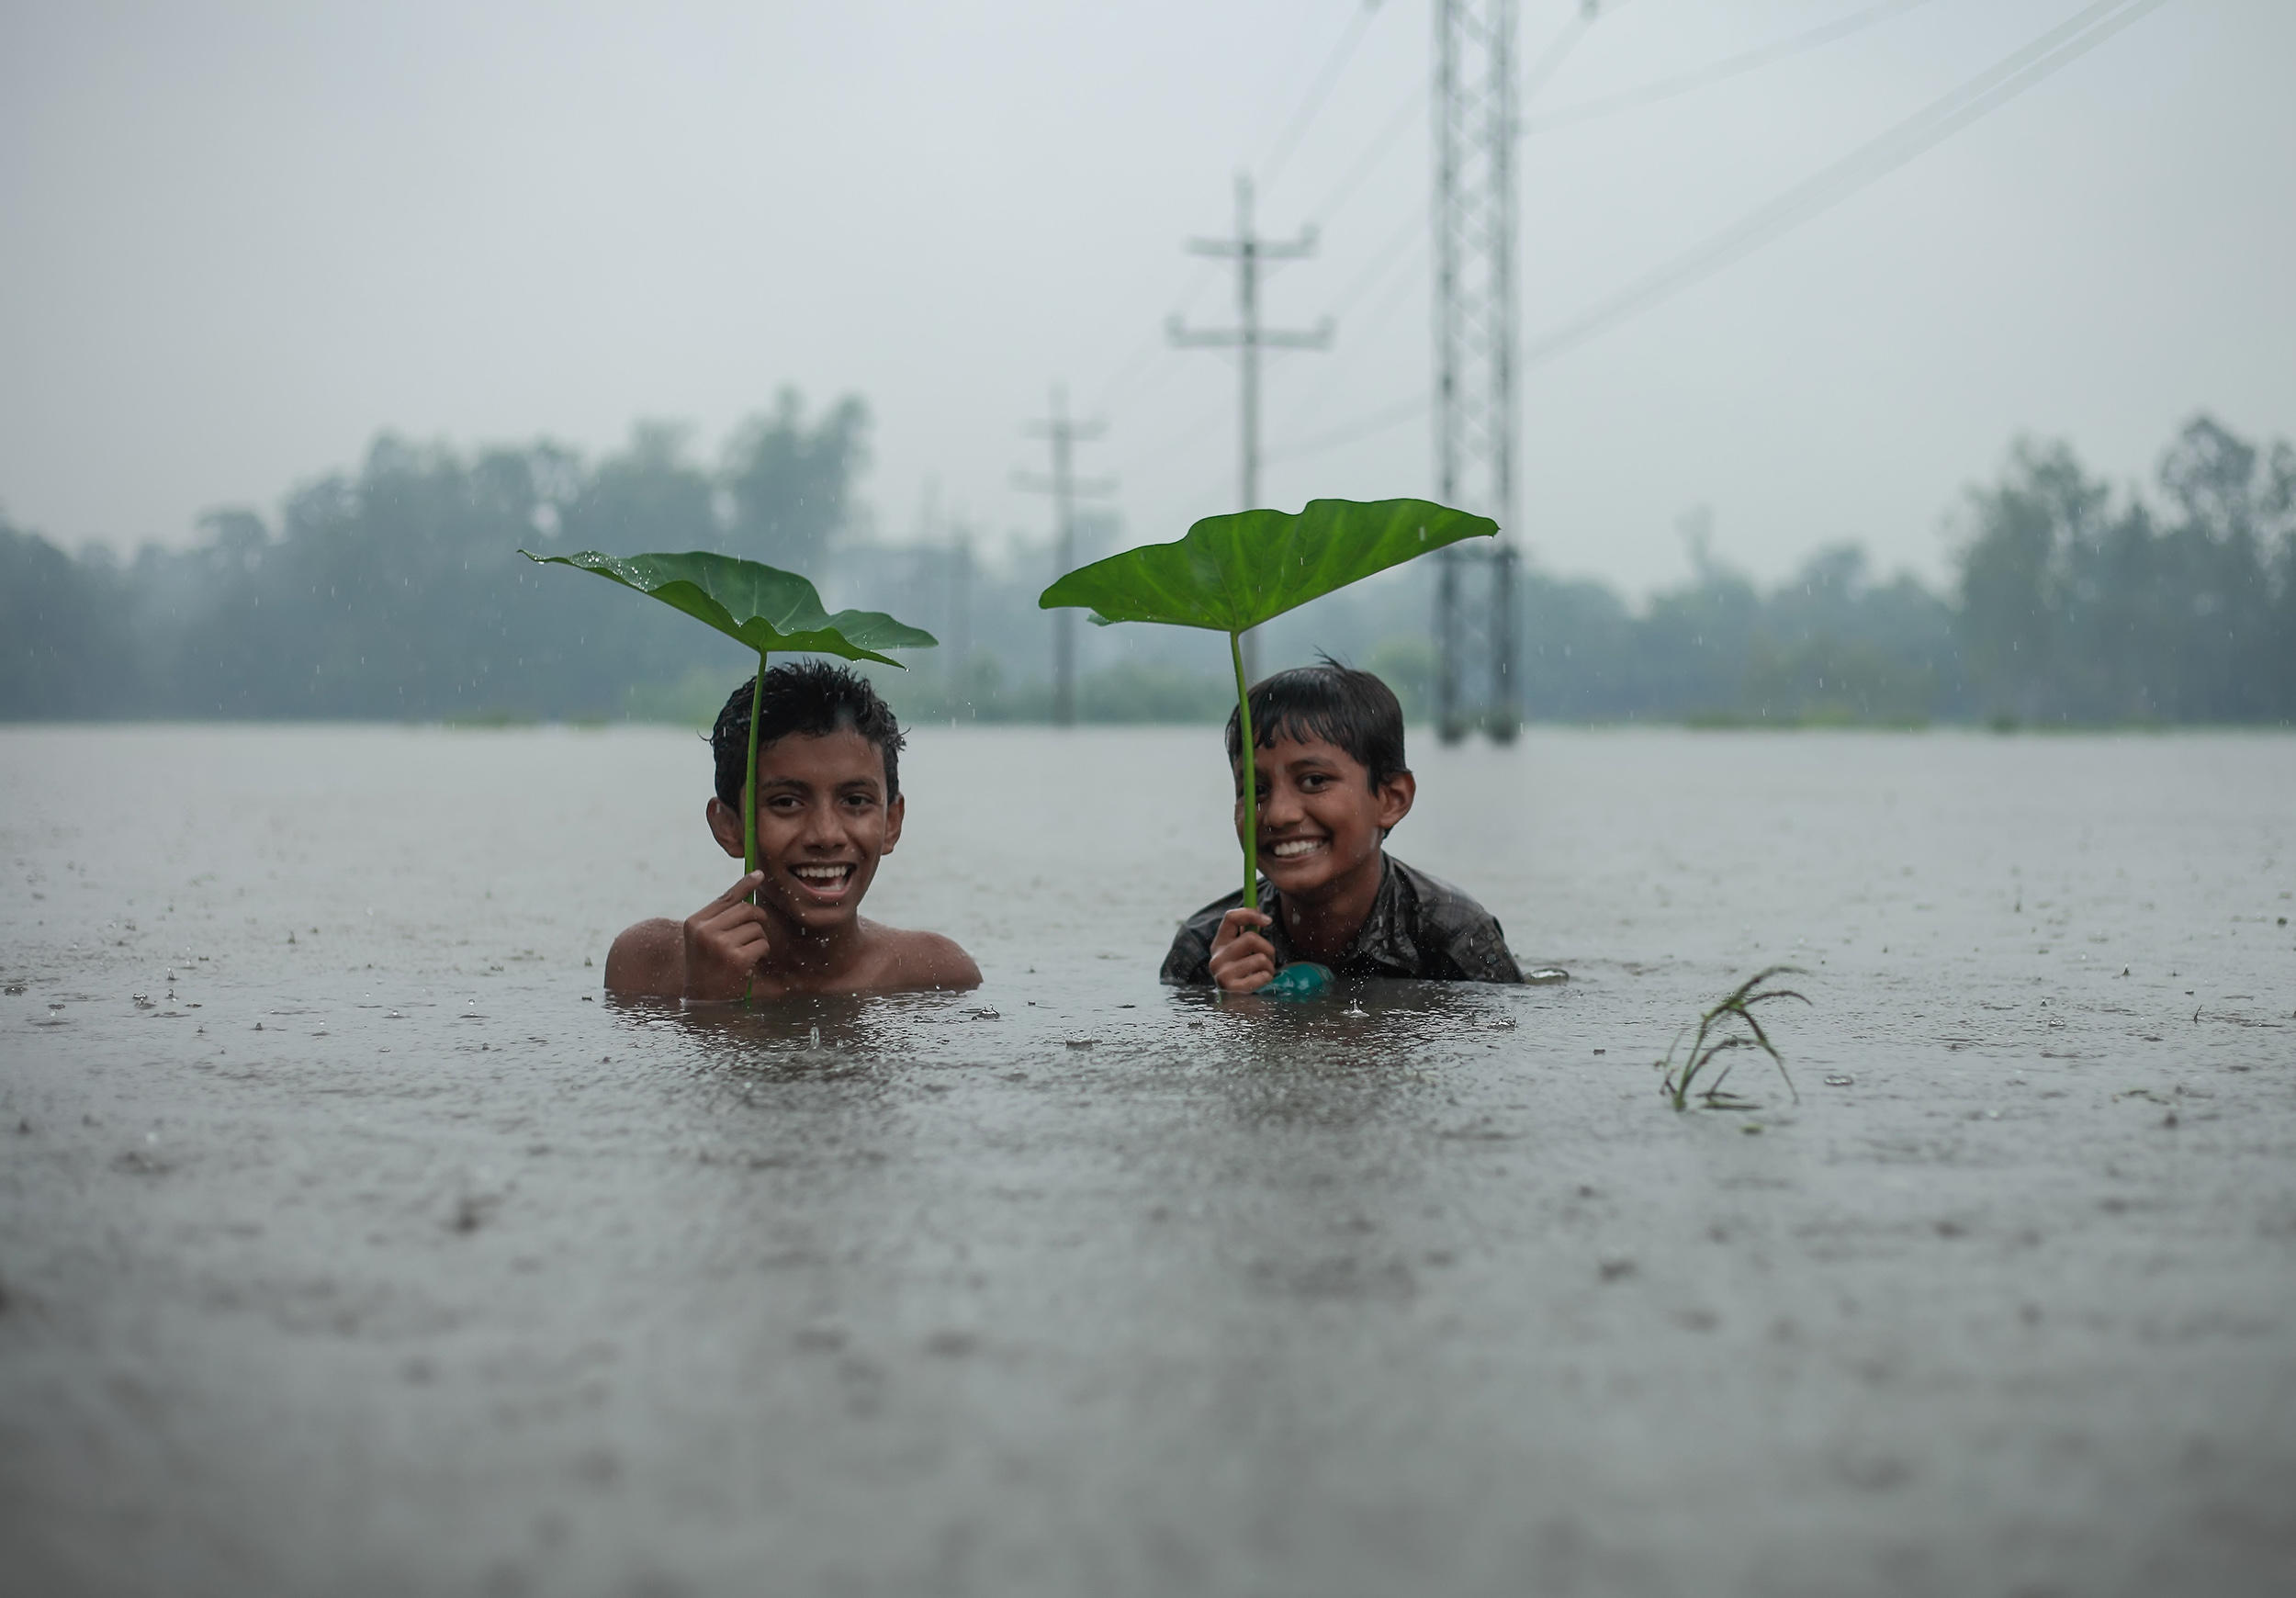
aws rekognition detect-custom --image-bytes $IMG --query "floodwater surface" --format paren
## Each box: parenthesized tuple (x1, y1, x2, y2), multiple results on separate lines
(2, 725, 2293, 1597)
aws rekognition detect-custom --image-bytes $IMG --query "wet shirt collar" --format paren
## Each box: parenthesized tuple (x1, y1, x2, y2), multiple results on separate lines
(1255, 856, 1474, 979)
(1161, 853, 1524, 985)
(1263, 853, 1414, 977)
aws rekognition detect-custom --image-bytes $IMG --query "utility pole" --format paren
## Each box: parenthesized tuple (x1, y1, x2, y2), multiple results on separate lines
(945, 520, 973, 724)
(917, 478, 971, 723)
(1014, 386, 1111, 727)
(920, 481, 977, 725)
(1169, 173, 1334, 683)
(1433, 0, 1523, 742)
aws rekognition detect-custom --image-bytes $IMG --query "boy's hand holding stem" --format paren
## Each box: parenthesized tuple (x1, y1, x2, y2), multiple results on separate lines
(1206, 626, 1279, 997)
(1208, 907, 1277, 994)
(681, 869, 771, 1004)
(1034, 496, 1497, 997)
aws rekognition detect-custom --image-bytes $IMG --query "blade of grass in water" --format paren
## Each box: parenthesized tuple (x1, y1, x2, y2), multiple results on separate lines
(1658, 966, 1810, 1110)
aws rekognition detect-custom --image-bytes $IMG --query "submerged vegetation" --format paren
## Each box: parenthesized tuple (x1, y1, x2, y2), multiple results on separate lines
(1656, 966, 1810, 1112)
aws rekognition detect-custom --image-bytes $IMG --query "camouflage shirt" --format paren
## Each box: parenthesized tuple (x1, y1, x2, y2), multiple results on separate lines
(1160, 854, 1525, 985)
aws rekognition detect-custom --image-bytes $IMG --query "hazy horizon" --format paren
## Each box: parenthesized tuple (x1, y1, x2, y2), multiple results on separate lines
(5, 0, 2290, 597)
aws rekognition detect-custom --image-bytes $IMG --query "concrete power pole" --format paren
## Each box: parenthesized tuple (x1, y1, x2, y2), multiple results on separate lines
(1434, 0, 1523, 743)
(945, 521, 973, 725)
(1168, 173, 1334, 683)
(1014, 386, 1111, 726)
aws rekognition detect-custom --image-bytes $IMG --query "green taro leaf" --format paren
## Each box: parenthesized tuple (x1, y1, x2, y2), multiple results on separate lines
(519, 548, 937, 667)
(1037, 497, 1498, 634)
(1037, 496, 1496, 978)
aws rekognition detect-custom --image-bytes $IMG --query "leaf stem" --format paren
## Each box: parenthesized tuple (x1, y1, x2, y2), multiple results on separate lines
(743, 652, 766, 1007)
(1231, 629, 1258, 919)
(744, 653, 765, 877)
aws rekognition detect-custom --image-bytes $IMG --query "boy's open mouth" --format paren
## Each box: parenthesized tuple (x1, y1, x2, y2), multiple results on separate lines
(1266, 837, 1327, 861)
(789, 861, 858, 899)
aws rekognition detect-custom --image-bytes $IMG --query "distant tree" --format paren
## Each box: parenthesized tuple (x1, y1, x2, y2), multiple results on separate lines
(0, 513, 132, 716)
(152, 507, 284, 715)
(1954, 439, 2110, 718)
(2151, 416, 2284, 720)
(1516, 572, 1637, 718)
(1742, 545, 1957, 722)
(7, 402, 2280, 726)
(2271, 439, 2296, 715)
(1633, 561, 1764, 715)
(1953, 416, 2294, 723)
(1365, 635, 1437, 721)
(564, 423, 716, 554)
(721, 390, 870, 572)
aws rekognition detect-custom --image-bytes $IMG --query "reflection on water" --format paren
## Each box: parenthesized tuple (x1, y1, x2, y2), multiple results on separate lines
(627, 974, 1525, 1087)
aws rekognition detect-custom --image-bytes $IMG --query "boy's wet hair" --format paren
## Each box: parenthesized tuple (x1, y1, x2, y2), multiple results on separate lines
(711, 660, 905, 806)
(1225, 657, 1408, 789)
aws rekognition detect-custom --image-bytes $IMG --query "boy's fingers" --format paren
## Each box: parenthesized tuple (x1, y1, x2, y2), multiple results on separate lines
(706, 871, 767, 909)
(1209, 942, 1274, 991)
(701, 899, 771, 933)
(693, 895, 771, 938)
(1211, 908, 1272, 949)
(712, 920, 768, 951)
(1219, 959, 1274, 994)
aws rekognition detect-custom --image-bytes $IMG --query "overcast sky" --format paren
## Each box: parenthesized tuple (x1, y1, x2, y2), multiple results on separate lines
(4, 0, 2290, 595)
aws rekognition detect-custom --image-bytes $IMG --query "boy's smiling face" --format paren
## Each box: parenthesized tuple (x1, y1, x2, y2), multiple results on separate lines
(707, 726, 902, 934)
(1236, 731, 1414, 904)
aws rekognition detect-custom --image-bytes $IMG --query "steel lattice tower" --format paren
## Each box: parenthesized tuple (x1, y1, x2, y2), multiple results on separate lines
(1433, 0, 1522, 743)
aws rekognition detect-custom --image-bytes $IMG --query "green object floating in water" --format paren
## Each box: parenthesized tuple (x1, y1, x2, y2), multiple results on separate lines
(1255, 962, 1334, 999)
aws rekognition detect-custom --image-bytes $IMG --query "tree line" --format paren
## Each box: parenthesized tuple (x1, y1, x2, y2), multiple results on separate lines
(1, 392, 865, 720)
(3, 408, 2290, 726)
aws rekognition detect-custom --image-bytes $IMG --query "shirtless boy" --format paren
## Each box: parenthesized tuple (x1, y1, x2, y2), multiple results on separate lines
(605, 661, 980, 1000)
(1162, 660, 1523, 992)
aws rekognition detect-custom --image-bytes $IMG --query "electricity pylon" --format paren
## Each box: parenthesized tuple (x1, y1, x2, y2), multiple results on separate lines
(1433, 0, 1523, 743)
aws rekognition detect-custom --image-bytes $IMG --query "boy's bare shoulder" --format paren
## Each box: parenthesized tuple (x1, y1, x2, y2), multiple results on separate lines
(603, 917, 684, 997)
(867, 924, 982, 991)
(602, 916, 976, 996)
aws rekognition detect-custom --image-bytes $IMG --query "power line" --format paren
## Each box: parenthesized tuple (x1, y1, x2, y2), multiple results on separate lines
(1341, 234, 1430, 349)
(1263, 0, 2174, 470)
(1519, 0, 2174, 372)
(1268, 232, 1428, 443)
(1121, 405, 1231, 481)
(1522, 0, 1630, 104)
(1523, 0, 1935, 136)
(1089, 338, 1165, 419)
(1301, 83, 1427, 227)
(1088, 260, 1221, 414)
(1327, 207, 1425, 317)
(1081, 0, 1626, 512)
(1259, 1, 1390, 190)
(1086, 2, 1385, 422)
(1266, 0, 1626, 473)
(1266, 393, 1430, 466)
